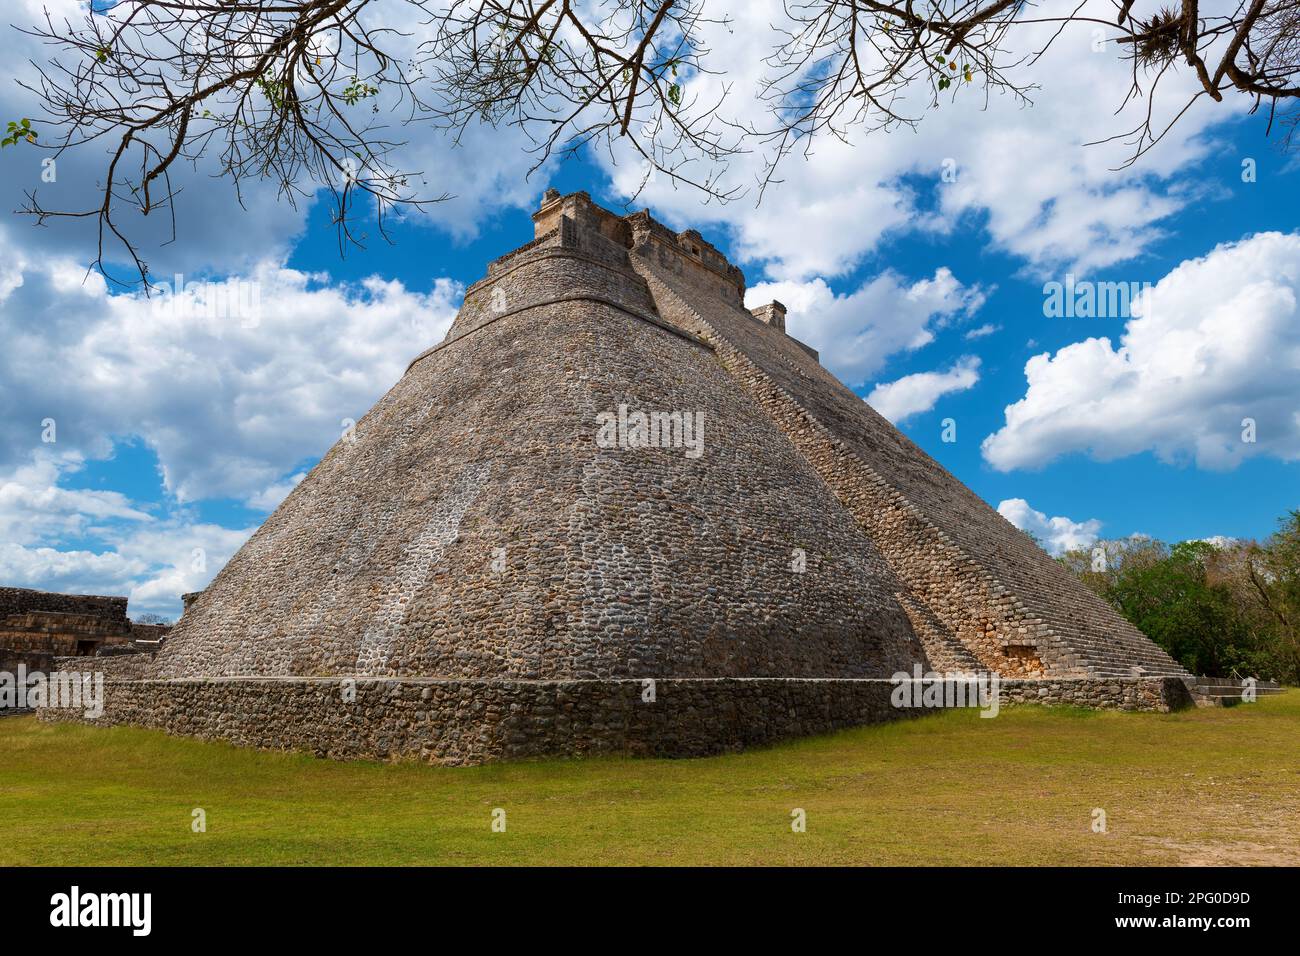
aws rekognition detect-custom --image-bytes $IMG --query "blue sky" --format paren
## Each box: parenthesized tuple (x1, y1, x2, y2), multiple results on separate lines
(0, 0, 1296, 618)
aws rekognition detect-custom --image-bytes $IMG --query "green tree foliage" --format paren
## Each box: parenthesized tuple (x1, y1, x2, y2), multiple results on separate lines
(1059, 512, 1300, 684)
(1244, 511, 1300, 681)
(1108, 541, 1251, 677)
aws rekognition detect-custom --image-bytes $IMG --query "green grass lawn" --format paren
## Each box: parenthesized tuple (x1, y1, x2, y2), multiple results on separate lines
(2, 692, 1297, 866)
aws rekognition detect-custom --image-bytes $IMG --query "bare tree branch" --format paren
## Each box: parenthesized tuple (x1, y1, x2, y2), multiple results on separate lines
(8, 0, 1300, 285)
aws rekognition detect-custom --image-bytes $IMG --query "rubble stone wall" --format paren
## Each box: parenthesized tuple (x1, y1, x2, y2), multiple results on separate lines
(39, 676, 1191, 766)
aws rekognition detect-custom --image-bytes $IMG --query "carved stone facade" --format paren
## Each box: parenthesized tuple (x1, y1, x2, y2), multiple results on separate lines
(0, 588, 135, 673)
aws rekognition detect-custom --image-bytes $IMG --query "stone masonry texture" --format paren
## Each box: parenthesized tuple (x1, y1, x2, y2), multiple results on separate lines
(41, 192, 1191, 763)
(46, 677, 1193, 766)
(0, 586, 136, 673)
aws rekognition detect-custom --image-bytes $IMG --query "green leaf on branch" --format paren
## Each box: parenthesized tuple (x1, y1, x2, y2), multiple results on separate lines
(1, 118, 37, 147)
(341, 77, 379, 106)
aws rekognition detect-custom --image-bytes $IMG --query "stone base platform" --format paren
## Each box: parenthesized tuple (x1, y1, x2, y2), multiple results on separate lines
(36, 676, 1194, 766)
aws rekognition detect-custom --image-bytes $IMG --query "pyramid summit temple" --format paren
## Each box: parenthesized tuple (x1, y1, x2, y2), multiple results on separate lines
(43, 190, 1194, 763)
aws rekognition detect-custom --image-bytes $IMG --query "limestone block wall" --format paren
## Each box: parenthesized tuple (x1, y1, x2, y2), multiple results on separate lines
(0, 587, 128, 627)
(76, 651, 157, 678)
(0, 589, 134, 674)
(129, 623, 170, 643)
(0, 612, 130, 656)
(439, 219, 664, 347)
(39, 676, 1192, 766)
(624, 209, 747, 308)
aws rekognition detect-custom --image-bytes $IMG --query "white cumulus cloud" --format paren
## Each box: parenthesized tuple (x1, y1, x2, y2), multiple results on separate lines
(600, 0, 1239, 282)
(0, 228, 463, 502)
(747, 268, 986, 387)
(866, 356, 981, 423)
(982, 231, 1300, 472)
(0, 0, 552, 281)
(997, 498, 1103, 556)
(0, 452, 254, 615)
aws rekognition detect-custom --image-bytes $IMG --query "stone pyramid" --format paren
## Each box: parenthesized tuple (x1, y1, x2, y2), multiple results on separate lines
(64, 190, 1190, 764)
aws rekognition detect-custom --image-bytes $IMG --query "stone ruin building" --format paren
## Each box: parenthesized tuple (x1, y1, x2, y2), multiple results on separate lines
(42, 191, 1193, 762)
(0, 586, 168, 678)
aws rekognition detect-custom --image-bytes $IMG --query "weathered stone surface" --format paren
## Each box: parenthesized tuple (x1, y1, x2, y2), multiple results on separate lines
(40, 191, 1192, 763)
(0, 586, 140, 673)
(40, 676, 1192, 766)
(139, 196, 924, 683)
